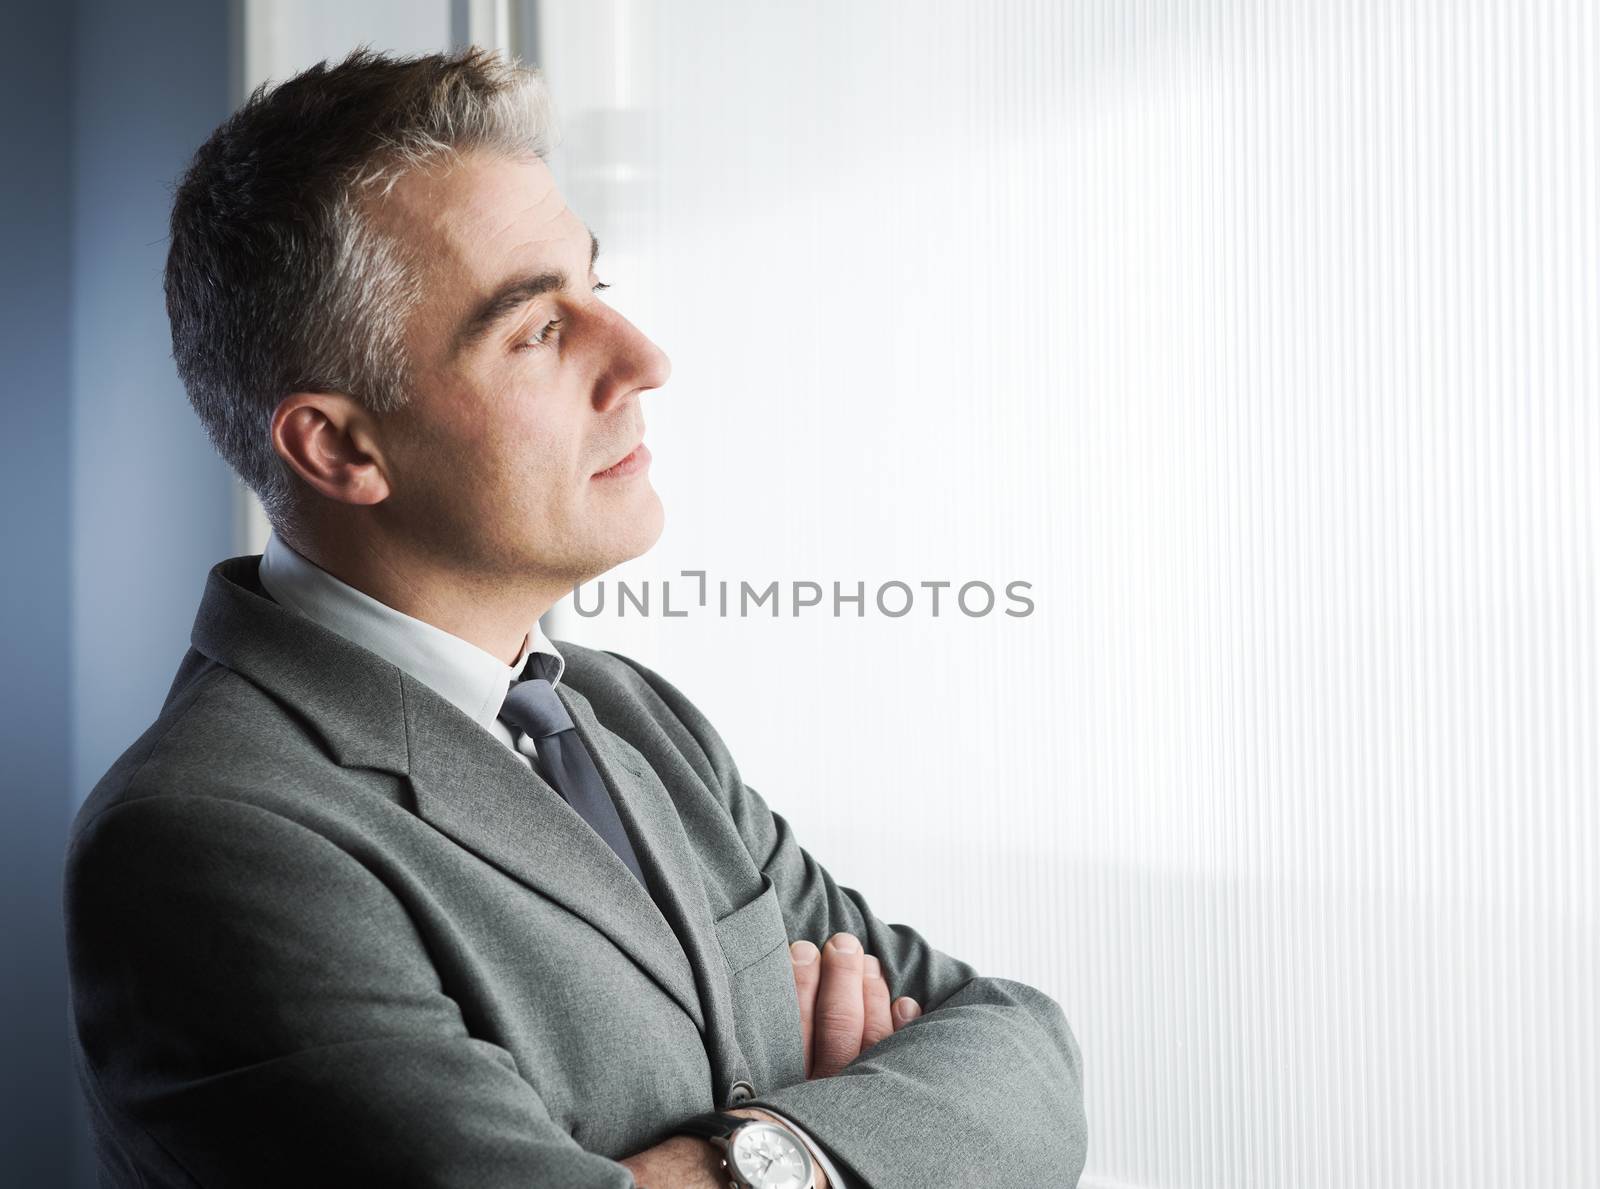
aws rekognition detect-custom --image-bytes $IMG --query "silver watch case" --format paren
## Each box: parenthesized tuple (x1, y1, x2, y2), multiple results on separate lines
(710, 1118, 815, 1189)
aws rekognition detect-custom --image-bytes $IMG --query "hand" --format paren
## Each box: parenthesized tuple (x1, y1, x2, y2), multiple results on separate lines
(790, 932, 922, 1080)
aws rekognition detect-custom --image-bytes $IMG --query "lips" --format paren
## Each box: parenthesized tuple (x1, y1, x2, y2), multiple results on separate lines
(592, 440, 650, 479)
(597, 441, 640, 472)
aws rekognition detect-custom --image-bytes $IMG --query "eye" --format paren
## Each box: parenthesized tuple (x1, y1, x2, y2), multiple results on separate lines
(516, 282, 611, 352)
(518, 318, 563, 350)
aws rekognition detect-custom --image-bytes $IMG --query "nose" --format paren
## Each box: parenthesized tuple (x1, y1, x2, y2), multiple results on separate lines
(593, 305, 671, 410)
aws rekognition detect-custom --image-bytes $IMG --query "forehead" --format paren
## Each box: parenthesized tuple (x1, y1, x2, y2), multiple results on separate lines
(370, 151, 586, 291)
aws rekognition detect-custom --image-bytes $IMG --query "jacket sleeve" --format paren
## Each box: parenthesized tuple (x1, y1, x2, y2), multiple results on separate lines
(617, 657, 1090, 1189)
(63, 794, 636, 1189)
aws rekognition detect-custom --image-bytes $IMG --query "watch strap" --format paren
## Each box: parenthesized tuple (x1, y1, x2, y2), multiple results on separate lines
(673, 1110, 752, 1142)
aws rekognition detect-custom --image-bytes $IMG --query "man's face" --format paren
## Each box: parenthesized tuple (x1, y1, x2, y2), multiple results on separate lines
(366, 150, 671, 588)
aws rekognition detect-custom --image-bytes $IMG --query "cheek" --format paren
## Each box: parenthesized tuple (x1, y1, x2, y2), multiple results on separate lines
(496, 396, 585, 476)
(421, 374, 587, 505)
(481, 416, 584, 514)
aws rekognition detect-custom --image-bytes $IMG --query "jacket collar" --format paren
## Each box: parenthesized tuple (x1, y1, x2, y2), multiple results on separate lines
(191, 555, 412, 772)
(187, 556, 718, 1040)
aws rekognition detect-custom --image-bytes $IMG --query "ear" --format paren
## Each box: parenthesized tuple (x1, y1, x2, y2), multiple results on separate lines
(270, 392, 392, 507)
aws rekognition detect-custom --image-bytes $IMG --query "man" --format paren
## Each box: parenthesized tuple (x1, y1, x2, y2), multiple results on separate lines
(63, 48, 1087, 1188)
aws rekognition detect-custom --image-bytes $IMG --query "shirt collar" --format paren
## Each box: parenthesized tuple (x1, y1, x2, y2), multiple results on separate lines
(257, 531, 564, 735)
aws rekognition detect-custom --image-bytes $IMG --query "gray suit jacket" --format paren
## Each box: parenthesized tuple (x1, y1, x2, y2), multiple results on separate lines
(64, 556, 1087, 1187)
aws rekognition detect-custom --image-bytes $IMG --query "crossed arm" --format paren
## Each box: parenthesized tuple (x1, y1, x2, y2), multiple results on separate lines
(622, 931, 923, 1186)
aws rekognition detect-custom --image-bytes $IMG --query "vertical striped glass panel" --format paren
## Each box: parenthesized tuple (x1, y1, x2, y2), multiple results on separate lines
(530, 3, 1597, 1185)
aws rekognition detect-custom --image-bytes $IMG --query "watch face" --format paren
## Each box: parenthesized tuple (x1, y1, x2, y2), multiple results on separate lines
(728, 1121, 813, 1189)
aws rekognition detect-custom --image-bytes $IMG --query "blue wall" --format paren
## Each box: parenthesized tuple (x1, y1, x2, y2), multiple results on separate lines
(1, 3, 77, 1179)
(70, 1, 239, 806)
(1, 1, 236, 1181)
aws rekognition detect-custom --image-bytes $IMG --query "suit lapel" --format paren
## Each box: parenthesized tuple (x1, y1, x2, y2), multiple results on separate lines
(401, 672, 707, 1033)
(558, 683, 754, 1095)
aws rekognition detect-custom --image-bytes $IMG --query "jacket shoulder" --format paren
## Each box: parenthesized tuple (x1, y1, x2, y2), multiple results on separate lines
(67, 649, 371, 852)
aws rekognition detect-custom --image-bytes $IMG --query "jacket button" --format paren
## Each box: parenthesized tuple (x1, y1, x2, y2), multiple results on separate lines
(726, 1080, 756, 1105)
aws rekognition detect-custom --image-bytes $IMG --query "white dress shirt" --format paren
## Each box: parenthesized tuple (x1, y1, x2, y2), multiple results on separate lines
(255, 532, 853, 1188)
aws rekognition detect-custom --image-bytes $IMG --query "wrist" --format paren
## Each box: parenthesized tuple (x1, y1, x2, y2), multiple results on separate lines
(619, 1132, 726, 1187)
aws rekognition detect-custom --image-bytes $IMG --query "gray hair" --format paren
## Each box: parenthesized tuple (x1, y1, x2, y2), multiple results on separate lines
(164, 47, 558, 529)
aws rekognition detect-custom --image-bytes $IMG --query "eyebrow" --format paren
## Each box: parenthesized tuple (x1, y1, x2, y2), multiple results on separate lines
(449, 229, 602, 357)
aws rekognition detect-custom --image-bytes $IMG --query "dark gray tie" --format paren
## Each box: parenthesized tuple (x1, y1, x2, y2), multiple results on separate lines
(498, 657, 650, 890)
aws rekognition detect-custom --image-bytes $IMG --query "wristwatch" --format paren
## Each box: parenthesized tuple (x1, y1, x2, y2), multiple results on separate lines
(674, 1110, 816, 1189)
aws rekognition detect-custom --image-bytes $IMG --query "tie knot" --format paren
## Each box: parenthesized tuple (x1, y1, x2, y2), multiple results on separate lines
(499, 677, 575, 741)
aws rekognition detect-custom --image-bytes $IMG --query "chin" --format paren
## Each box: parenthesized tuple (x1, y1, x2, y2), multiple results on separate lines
(587, 488, 665, 572)
(622, 488, 666, 556)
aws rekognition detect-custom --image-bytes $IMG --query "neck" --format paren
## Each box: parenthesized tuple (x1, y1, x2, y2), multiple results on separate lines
(282, 519, 571, 667)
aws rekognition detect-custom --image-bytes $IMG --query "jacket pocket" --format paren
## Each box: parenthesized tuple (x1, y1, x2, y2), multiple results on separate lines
(712, 872, 806, 1089)
(714, 872, 791, 973)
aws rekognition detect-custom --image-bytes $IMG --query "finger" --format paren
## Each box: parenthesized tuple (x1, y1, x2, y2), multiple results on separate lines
(811, 932, 865, 1079)
(789, 941, 820, 1077)
(892, 996, 922, 1030)
(861, 954, 894, 1050)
